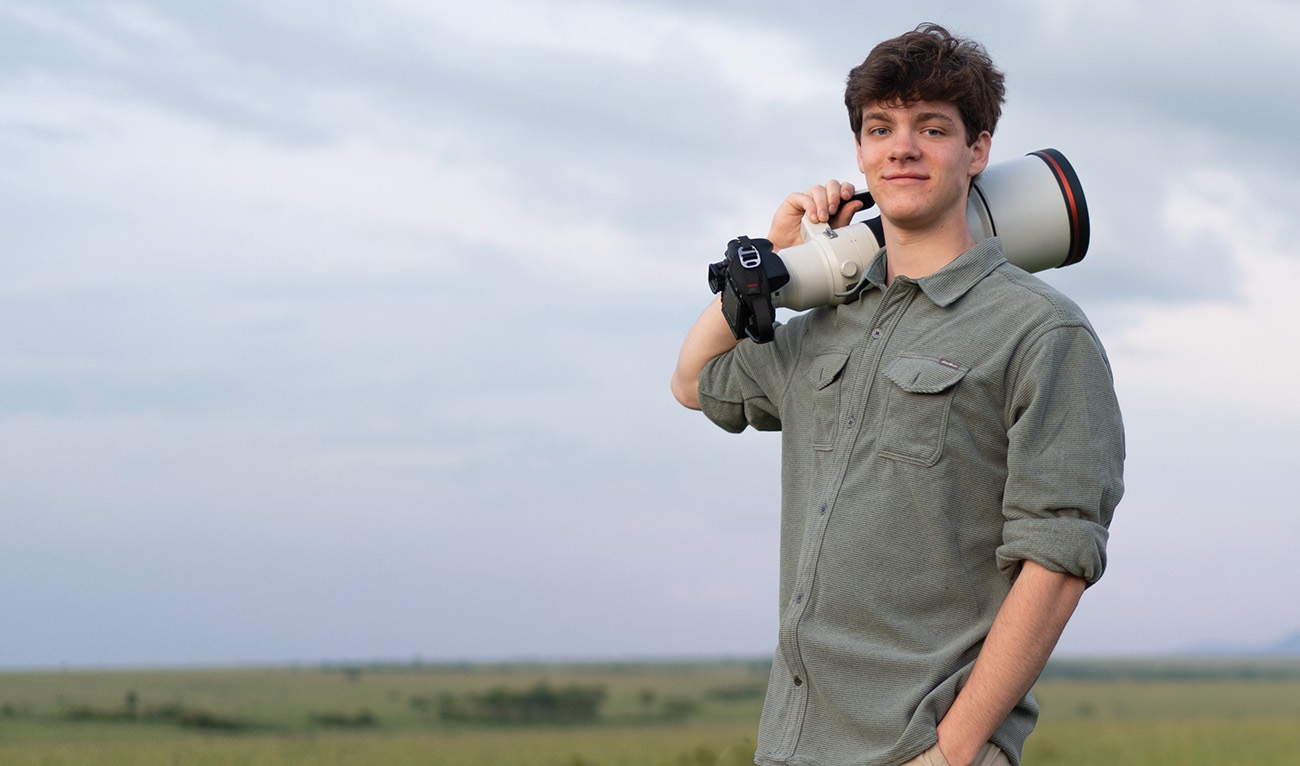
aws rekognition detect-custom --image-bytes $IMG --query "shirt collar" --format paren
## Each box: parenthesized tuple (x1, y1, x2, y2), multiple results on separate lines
(864, 237, 1007, 308)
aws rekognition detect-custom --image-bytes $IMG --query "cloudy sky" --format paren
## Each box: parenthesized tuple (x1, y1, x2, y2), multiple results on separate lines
(2, 0, 1298, 668)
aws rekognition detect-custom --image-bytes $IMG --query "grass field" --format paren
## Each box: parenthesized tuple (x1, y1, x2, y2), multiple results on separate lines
(2, 658, 1299, 765)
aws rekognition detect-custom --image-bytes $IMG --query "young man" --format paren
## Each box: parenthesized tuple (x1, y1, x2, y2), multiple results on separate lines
(671, 24, 1124, 766)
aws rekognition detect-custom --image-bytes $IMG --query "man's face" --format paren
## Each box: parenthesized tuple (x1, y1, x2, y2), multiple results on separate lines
(855, 100, 991, 236)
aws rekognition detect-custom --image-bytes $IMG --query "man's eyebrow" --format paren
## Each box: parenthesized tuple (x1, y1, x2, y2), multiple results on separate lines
(914, 111, 958, 125)
(861, 110, 958, 125)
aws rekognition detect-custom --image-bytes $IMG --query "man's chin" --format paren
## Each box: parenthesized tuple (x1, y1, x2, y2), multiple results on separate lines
(880, 208, 939, 231)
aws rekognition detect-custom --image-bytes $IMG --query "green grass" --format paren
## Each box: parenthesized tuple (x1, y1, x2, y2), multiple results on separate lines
(0, 728, 761, 766)
(1027, 674, 1300, 765)
(3, 659, 1299, 765)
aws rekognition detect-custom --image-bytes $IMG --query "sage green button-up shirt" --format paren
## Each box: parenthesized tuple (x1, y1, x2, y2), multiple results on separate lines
(697, 239, 1124, 766)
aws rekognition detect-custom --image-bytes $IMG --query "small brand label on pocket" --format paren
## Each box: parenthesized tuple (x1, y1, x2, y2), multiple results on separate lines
(939, 359, 961, 370)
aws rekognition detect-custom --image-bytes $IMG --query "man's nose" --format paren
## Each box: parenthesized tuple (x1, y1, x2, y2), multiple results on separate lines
(888, 131, 920, 160)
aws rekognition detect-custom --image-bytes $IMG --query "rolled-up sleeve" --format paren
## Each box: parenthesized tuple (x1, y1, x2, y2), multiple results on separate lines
(997, 323, 1125, 585)
(698, 320, 804, 434)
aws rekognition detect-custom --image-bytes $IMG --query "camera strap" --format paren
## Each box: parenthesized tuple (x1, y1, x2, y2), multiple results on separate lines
(728, 236, 776, 343)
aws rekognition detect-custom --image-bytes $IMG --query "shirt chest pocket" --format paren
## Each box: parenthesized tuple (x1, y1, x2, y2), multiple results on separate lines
(806, 350, 851, 450)
(879, 355, 968, 466)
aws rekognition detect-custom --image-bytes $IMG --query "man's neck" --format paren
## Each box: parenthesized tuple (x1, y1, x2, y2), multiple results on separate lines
(882, 215, 976, 286)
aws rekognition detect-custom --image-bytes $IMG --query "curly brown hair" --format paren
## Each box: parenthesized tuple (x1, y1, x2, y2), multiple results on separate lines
(845, 23, 1005, 146)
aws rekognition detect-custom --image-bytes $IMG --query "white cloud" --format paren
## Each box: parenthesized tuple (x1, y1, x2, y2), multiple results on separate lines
(0, 75, 706, 296)
(1, 82, 460, 276)
(258, 0, 840, 107)
(1107, 168, 1300, 420)
(289, 446, 474, 478)
(102, 3, 191, 47)
(6, 0, 1300, 665)
(1010, 0, 1300, 61)
(5, 3, 128, 62)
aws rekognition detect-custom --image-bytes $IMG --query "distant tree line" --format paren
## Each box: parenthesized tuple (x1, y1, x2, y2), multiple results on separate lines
(58, 692, 254, 732)
(1042, 658, 1300, 681)
(48, 690, 383, 733)
(430, 683, 607, 724)
(703, 683, 766, 702)
(308, 709, 377, 729)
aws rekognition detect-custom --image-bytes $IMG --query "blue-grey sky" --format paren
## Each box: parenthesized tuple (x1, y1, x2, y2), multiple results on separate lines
(2, 0, 1298, 667)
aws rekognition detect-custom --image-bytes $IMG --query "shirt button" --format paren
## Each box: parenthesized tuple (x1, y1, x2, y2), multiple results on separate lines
(871, 328, 883, 339)
(819, 503, 828, 516)
(793, 676, 803, 686)
(794, 592, 804, 604)
(846, 417, 855, 428)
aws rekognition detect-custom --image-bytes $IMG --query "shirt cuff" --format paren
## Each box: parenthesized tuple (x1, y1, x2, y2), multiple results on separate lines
(997, 516, 1109, 585)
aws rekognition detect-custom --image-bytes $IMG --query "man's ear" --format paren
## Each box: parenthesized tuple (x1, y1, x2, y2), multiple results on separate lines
(855, 132, 866, 175)
(968, 131, 992, 177)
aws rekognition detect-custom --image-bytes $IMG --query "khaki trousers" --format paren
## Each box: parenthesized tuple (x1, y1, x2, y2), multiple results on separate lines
(898, 742, 1011, 766)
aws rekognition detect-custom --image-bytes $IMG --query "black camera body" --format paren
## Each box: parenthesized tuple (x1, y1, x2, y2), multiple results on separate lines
(708, 236, 789, 343)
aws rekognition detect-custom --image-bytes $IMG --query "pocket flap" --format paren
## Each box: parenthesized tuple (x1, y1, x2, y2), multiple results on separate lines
(806, 351, 851, 390)
(884, 355, 968, 393)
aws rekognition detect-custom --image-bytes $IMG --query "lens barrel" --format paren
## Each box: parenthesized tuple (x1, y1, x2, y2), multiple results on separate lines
(1028, 149, 1090, 267)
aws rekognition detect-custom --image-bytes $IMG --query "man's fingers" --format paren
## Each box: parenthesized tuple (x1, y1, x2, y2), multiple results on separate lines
(773, 179, 860, 247)
(806, 184, 830, 223)
(806, 180, 858, 223)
